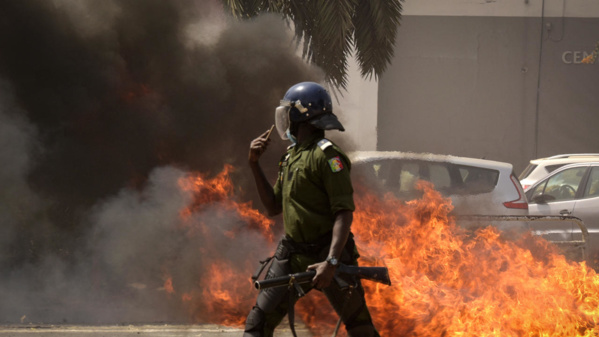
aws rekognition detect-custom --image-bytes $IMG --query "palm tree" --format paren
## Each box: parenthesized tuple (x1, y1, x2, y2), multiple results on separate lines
(221, 0, 403, 91)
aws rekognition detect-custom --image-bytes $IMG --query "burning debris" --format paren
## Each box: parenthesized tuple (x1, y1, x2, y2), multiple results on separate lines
(78, 163, 599, 336)
(137, 167, 599, 336)
(350, 182, 599, 336)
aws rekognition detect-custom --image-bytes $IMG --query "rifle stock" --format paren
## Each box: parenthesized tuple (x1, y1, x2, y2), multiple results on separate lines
(254, 264, 391, 290)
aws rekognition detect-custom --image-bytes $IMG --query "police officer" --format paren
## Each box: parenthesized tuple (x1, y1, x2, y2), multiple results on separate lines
(244, 82, 380, 337)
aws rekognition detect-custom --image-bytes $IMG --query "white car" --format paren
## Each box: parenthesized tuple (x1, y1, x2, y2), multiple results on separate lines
(349, 151, 528, 219)
(519, 153, 599, 191)
(526, 162, 599, 265)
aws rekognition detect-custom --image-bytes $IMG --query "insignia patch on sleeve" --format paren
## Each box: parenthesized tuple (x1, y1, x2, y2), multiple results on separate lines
(328, 156, 344, 172)
(318, 139, 333, 151)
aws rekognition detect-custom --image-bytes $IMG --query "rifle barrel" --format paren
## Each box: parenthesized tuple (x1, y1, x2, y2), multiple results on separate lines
(254, 271, 315, 290)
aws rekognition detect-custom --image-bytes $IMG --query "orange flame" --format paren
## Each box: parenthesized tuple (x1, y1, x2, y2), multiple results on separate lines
(165, 166, 599, 336)
(164, 276, 175, 295)
(161, 165, 275, 325)
(350, 181, 598, 336)
(177, 164, 274, 242)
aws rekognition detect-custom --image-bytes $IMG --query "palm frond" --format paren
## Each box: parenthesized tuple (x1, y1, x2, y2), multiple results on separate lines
(285, 0, 315, 60)
(221, 0, 282, 17)
(222, 0, 403, 89)
(353, 0, 403, 80)
(311, 0, 356, 89)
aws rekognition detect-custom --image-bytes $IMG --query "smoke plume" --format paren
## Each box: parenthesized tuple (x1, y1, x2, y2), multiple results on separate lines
(0, 0, 321, 323)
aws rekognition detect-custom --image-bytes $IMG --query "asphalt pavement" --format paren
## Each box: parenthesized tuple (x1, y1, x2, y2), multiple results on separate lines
(0, 324, 312, 337)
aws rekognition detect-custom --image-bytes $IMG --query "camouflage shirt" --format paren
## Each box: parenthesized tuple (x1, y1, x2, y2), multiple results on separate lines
(273, 134, 355, 243)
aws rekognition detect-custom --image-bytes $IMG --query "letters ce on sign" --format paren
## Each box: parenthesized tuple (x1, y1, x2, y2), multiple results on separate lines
(562, 42, 599, 65)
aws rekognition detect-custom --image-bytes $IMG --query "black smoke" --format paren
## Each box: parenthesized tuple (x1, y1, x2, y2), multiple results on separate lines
(0, 0, 321, 324)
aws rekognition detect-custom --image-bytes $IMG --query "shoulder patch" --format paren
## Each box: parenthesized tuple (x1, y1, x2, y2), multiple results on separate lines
(328, 156, 344, 172)
(317, 139, 333, 151)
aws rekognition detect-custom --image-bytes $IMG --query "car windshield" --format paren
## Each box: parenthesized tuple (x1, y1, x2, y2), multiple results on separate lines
(456, 165, 499, 194)
(527, 166, 587, 202)
(353, 159, 499, 198)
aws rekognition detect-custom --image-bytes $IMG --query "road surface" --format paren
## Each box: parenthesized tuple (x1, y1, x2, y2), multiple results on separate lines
(0, 324, 313, 337)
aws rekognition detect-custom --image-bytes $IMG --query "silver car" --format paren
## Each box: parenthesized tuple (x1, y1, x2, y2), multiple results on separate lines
(349, 151, 529, 219)
(526, 162, 599, 265)
(519, 153, 599, 191)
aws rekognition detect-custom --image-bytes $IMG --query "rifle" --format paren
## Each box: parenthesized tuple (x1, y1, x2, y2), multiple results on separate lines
(254, 263, 391, 290)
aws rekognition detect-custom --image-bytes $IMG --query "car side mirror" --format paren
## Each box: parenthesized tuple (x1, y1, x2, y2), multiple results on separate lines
(532, 194, 555, 204)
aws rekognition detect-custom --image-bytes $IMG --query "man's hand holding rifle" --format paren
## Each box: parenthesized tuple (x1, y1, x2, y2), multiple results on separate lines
(255, 263, 391, 292)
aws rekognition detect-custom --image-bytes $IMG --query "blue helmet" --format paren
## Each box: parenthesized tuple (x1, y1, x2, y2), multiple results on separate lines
(274, 82, 344, 140)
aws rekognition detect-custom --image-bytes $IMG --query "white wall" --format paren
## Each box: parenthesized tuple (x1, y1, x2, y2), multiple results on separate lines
(375, 0, 599, 172)
(337, 54, 378, 151)
(402, 0, 599, 18)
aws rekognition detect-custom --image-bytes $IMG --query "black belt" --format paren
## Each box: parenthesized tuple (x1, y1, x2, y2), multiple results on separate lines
(281, 232, 333, 256)
(282, 232, 356, 258)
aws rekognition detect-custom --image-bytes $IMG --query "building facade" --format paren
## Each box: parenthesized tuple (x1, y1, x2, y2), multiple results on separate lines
(377, 0, 599, 172)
